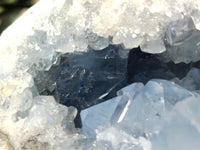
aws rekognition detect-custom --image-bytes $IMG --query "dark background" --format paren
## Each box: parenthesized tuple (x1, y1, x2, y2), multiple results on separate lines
(0, 0, 38, 34)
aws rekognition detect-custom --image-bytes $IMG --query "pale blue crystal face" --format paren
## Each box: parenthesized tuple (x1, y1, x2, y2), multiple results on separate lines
(81, 79, 200, 149)
(3, 0, 200, 149)
(165, 16, 196, 46)
(116, 80, 193, 136)
(80, 83, 144, 137)
(81, 95, 124, 137)
(151, 95, 200, 150)
(163, 16, 200, 63)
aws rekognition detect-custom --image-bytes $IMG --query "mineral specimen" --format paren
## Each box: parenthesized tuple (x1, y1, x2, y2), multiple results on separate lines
(1, 0, 200, 149)
(81, 79, 200, 150)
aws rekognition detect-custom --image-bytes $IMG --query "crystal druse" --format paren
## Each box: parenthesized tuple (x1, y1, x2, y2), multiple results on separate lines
(1, 0, 200, 149)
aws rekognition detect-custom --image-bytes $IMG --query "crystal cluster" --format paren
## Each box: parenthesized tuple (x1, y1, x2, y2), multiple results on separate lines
(81, 79, 200, 150)
(0, 0, 200, 150)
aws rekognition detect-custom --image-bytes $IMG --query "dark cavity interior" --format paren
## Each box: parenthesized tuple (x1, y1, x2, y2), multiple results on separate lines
(34, 45, 200, 128)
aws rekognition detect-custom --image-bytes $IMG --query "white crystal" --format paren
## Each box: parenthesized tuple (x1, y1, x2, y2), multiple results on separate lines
(1, 0, 200, 149)
(140, 39, 166, 54)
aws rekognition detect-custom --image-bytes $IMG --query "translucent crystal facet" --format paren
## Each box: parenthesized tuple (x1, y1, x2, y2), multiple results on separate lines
(1, 0, 200, 149)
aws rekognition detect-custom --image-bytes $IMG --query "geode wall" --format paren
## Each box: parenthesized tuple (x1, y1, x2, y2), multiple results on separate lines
(1, 0, 200, 149)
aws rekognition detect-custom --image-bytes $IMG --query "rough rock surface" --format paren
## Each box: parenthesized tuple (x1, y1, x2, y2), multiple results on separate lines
(1, 0, 200, 149)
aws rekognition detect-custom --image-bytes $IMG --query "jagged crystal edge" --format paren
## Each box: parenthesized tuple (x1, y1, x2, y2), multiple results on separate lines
(1, 0, 200, 149)
(81, 79, 200, 150)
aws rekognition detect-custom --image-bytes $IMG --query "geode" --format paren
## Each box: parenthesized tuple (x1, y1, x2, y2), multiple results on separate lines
(1, 0, 200, 150)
